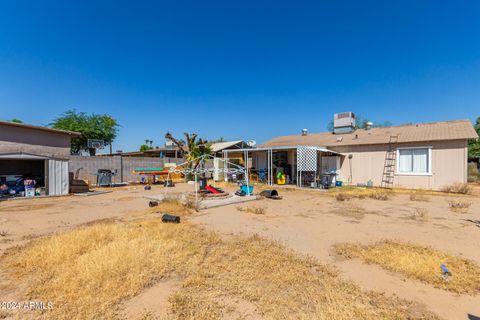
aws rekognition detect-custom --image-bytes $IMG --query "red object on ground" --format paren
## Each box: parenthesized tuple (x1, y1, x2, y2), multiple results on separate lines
(205, 185, 220, 194)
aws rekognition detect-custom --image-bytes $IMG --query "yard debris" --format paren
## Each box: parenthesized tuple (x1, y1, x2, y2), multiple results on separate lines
(148, 201, 159, 207)
(164, 180, 175, 187)
(463, 219, 480, 228)
(259, 189, 282, 200)
(440, 263, 452, 281)
(161, 214, 180, 223)
(235, 190, 247, 197)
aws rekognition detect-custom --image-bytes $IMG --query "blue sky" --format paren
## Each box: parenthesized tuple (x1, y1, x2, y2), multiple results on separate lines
(1, 1, 479, 152)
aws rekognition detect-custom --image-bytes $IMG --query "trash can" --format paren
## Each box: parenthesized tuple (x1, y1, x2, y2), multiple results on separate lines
(335, 181, 343, 187)
(198, 178, 207, 190)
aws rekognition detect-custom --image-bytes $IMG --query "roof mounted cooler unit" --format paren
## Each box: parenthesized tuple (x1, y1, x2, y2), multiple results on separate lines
(333, 112, 356, 134)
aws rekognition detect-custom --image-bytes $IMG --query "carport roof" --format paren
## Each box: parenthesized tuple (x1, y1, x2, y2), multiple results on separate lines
(0, 152, 68, 161)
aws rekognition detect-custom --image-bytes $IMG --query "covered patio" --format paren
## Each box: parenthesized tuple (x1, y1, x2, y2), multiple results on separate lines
(222, 146, 344, 188)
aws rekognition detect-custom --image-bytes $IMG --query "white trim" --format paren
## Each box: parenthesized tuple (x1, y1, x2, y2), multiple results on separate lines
(395, 146, 432, 176)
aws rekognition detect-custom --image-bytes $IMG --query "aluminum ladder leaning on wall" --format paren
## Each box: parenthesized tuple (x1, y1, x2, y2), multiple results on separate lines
(381, 135, 399, 189)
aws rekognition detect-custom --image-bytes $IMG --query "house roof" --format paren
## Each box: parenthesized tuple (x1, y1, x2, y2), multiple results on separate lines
(0, 120, 81, 136)
(211, 140, 246, 152)
(261, 119, 479, 148)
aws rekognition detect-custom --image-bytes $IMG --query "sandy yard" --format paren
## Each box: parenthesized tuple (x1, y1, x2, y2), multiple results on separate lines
(0, 183, 479, 319)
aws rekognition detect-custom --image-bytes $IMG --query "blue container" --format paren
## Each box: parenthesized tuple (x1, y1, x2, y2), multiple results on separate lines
(335, 181, 343, 187)
(241, 185, 254, 194)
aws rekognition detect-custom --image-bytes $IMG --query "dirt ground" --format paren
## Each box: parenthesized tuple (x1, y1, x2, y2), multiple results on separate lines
(0, 183, 479, 319)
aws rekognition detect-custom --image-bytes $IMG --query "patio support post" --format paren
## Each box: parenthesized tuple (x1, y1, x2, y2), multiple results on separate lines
(267, 150, 270, 185)
(195, 173, 198, 202)
(224, 151, 228, 182)
(296, 148, 299, 187)
(244, 150, 250, 196)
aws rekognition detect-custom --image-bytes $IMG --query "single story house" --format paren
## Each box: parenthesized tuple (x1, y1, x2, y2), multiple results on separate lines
(0, 120, 80, 196)
(223, 118, 478, 190)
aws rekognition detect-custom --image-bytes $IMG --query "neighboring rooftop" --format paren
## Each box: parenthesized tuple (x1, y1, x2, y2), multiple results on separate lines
(261, 119, 479, 148)
(211, 140, 246, 152)
(0, 120, 81, 136)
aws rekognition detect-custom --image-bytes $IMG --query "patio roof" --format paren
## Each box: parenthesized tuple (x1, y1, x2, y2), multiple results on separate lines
(222, 146, 342, 156)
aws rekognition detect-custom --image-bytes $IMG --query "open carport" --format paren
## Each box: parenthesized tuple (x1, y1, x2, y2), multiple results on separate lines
(0, 152, 69, 197)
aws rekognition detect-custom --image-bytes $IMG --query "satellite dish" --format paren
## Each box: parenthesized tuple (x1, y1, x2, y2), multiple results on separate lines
(246, 140, 257, 147)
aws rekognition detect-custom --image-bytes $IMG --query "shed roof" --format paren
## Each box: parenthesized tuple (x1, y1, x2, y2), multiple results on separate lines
(261, 119, 478, 148)
(0, 120, 81, 136)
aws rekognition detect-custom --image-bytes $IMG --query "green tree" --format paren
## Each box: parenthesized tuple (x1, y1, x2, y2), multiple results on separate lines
(10, 119, 23, 123)
(139, 139, 154, 152)
(51, 109, 119, 156)
(164, 132, 212, 179)
(468, 117, 480, 157)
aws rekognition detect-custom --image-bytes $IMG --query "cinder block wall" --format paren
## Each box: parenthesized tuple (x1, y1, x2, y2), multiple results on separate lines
(68, 156, 173, 184)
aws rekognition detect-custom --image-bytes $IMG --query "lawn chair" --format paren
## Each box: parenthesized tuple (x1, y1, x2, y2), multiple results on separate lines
(258, 168, 267, 183)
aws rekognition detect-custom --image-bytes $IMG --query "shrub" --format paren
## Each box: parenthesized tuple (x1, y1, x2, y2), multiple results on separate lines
(335, 192, 350, 201)
(184, 198, 200, 212)
(237, 206, 266, 215)
(409, 208, 429, 221)
(448, 200, 472, 213)
(468, 163, 480, 183)
(332, 188, 390, 201)
(368, 190, 391, 201)
(440, 183, 471, 195)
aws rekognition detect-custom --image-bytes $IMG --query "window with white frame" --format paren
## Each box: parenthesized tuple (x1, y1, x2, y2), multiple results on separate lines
(397, 147, 431, 174)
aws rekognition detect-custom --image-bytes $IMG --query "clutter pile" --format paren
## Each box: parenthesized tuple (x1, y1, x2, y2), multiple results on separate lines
(189, 184, 230, 199)
(0, 176, 43, 198)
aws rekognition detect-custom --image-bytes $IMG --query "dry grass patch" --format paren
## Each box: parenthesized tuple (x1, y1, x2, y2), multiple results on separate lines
(1, 220, 218, 319)
(236, 206, 266, 215)
(0, 310, 12, 319)
(331, 202, 366, 220)
(409, 191, 430, 202)
(151, 195, 193, 216)
(170, 235, 438, 320)
(440, 182, 472, 195)
(1, 221, 439, 320)
(335, 240, 480, 295)
(333, 187, 392, 201)
(447, 200, 472, 213)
